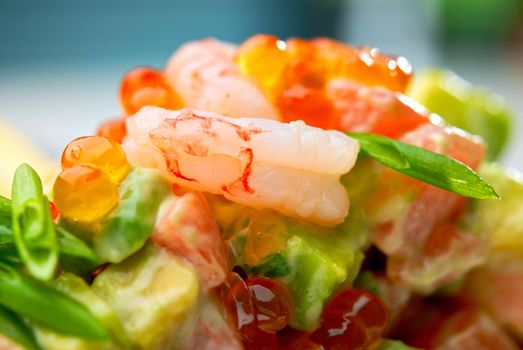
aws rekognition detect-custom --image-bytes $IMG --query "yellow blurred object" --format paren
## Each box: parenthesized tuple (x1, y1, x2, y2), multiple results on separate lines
(0, 119, 57, 197)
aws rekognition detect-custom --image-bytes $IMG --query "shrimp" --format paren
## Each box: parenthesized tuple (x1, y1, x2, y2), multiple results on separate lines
(387, 222, 488, 293)
(165, 39, 280, 120)
(123, 106, 359, 226)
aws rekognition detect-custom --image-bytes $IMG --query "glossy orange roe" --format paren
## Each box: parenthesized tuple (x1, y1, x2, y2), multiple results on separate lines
(237, 35, 414, 130)
(96, 116, 127, 143)
(284, 38, 326, 89)
(53, 165, 118, 223)
(61, 136, 130, 184)
(119, 66, 183, 115)
(237, 34, 290, 94)
(313, 38, 413, 93)
(276, 85, 337, 130)
(238, 36, 413, 94)
(269, 38, 338, 129)
(258, 38, 334, 129)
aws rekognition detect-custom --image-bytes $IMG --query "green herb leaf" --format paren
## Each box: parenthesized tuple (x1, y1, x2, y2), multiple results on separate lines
(349, 133, 499, 199)
(56, 226, 98, 274)
(0, 196, 11, 227)
(0, 197, 17, 265)
(11, 164, 58, 280)
(0, 224, 24, 266)
(0, 306, 41, 350)
(56, 226, 97, 264)
(0, 243, 22, 266)
(0, 262, 108, 340)
(245, 253, 291, 278)
(0, 223, 98, 272)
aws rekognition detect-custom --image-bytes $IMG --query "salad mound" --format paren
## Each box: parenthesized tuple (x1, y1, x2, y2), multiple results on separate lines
(0, 35, 519, 350)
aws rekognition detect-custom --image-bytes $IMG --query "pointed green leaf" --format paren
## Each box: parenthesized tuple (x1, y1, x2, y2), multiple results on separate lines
(350, 133, 499, 200)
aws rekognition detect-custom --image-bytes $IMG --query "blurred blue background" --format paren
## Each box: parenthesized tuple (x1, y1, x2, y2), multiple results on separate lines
(1, 0, 522, 167)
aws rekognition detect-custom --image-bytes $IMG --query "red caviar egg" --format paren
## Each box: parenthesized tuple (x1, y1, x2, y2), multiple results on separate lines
(221, 273, 259, 342)
(222, 274, 292, 349)
(119, 66, 182, 115)
(245, 277, 293, 333)
(311, 288, 390, 350)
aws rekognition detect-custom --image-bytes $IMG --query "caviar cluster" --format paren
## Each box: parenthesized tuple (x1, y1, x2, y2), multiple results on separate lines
(220, 272, 389, 350)
(237, 35, 414, 131)
(53, 136, 129, 223)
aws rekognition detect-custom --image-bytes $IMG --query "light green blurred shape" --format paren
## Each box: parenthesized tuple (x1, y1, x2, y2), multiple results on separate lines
(408, 69, 512, 160)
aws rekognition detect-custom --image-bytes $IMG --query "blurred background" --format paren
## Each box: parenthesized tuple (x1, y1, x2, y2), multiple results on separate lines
(1, 0, 522, 167)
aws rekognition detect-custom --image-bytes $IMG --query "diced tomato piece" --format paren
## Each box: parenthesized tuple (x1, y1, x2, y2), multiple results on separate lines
(327, 79, 430, 138)
(434, 309, 519, 350)
(464, 252, 523, 337)
(152, 192, 229, 290)
(365, 125, 487, 292)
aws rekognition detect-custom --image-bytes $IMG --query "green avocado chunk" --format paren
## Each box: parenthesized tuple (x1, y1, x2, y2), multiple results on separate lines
(407, 69, 512, 160)
(462, 163, 523, 252)
(34, 273, 130, 350)
(92, 244, 199, 350)
(94, 168, 170, 263)
(227, 209, 365, 331)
